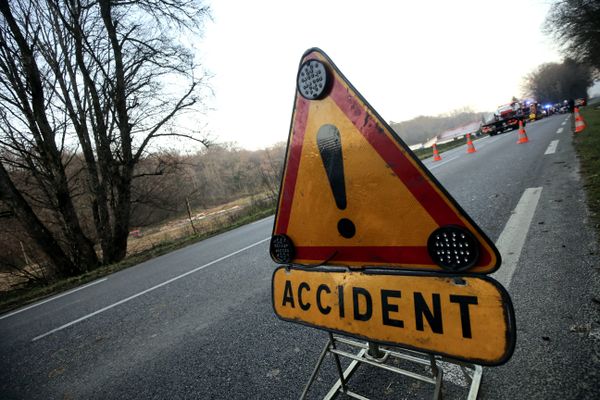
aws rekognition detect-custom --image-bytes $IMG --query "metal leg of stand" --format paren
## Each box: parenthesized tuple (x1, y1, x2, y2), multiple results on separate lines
(301, 334, 481, 400)
(329, 333, 348, 394)
(430, 354, 443, 400)
(300, 336, 333, 400)
(430, 354, 439, 377)
(323, 349, 365, 400)
(450, 360, 483, 400)
(466, 365, 482, 400)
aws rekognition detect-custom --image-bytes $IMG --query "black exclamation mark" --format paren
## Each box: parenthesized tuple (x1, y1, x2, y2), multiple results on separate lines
(317, 124, 356, 239)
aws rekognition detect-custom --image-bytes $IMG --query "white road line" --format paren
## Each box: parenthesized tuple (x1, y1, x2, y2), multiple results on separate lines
(492, 187, 543, 289)
(0, 278, 107, 321)
(544, 140, 559, 155)
(561, 121, 566, 126)
(32, 237, 270, 342)
(429, 156, 459, 170)
(556, 127, 563, 134)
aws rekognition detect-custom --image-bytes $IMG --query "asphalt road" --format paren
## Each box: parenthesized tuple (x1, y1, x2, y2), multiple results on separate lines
(1, 113, 599, 399)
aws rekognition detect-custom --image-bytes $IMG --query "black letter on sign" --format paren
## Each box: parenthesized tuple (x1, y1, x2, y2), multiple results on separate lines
(381, 290, 404, 328)
(317, 284, 331, 315)
(298, 282, 311, 311)
(450, 295, 478, 338)
(338, 285, 345, 318)
(353, 287, 372, 321)
(414, 292, 443, 334)
(282, 280, 295, 308)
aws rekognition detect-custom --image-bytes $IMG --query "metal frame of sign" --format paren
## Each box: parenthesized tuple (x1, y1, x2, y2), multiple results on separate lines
(299, 333, 484, 400)
(271, 265, 516, 366)
(271, 48, 501, 273)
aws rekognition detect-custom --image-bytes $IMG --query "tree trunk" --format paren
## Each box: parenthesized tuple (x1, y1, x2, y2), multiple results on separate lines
(0, 0, 99, 271)
(49, 1, 113, 264)
(99, 0, 133, 263)
(107, 191, 131, 263)
(0, 163, 79, 277)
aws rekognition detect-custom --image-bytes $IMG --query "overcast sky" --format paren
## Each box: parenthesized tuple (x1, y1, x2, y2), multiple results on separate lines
(197, 0, 564, 150)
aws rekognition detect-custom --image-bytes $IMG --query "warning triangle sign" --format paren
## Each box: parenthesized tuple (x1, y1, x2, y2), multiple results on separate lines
(270, 48, 500, 274)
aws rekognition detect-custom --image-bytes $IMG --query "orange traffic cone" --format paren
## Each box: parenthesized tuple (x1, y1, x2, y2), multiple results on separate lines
(574, 107, 586, 133)
(466, 133, 476, 153)
(432, 143, 442, 161)
(517, 120, 529, 144)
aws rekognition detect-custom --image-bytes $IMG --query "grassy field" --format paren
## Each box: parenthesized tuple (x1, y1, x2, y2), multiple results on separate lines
(573, 104, 600, 237)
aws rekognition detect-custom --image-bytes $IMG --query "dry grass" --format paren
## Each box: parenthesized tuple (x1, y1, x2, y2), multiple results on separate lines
(126, 202, 246, 256)
(574, 105, 600, 233)
(0, 264, 48, 292)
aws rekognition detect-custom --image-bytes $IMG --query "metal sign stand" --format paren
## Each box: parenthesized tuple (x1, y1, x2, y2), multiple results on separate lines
(300, 333, 483, 400)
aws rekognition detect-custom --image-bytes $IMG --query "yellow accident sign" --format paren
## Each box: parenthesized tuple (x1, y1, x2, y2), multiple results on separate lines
(270, 48, 500, 273)
(272, 267, 515, 366)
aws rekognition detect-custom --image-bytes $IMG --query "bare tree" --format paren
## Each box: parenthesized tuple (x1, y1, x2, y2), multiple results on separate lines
(0, 162, 80, 277)
(0, 0, 210, 276)
(522, 60, 593, 103)
(545, 0, 600, 74)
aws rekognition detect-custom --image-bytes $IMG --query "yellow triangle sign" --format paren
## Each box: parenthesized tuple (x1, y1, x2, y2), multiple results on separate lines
(270, 48, 500, 274)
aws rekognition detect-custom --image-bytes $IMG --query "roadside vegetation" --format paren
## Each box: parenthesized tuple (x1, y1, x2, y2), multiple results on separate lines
(0, 140, 285, 313)
(573, 103, 600, 239)
(0, 194, 276, 313)
(542, 0, 600, 244)
(522, 60, 593, 103)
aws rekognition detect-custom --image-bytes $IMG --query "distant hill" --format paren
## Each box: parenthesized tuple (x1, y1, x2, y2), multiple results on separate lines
(389, 110, 491, 146)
